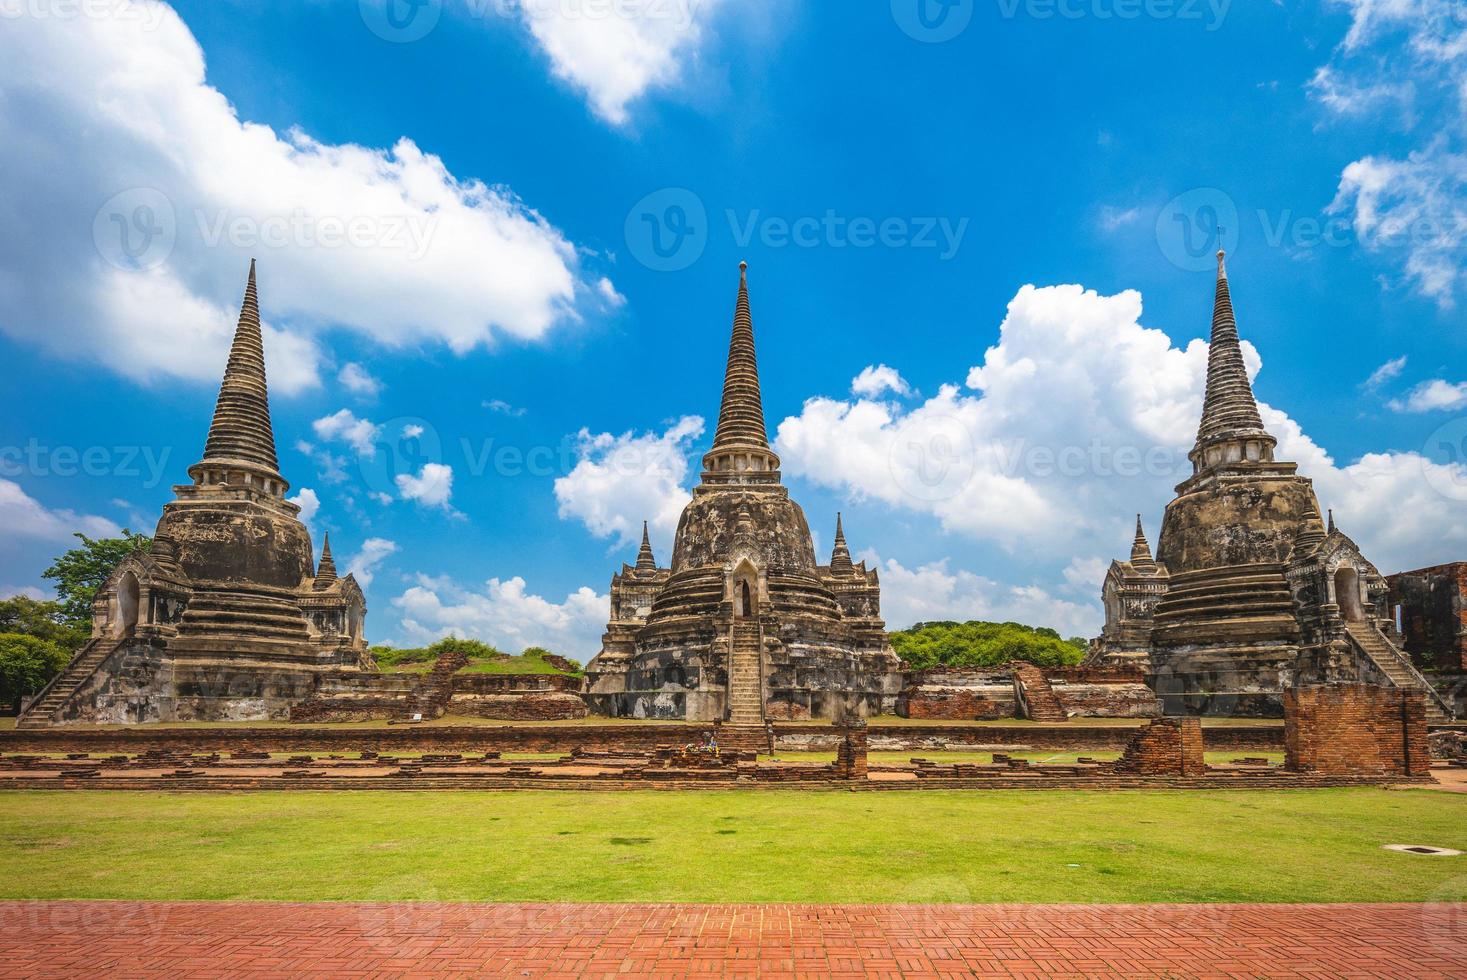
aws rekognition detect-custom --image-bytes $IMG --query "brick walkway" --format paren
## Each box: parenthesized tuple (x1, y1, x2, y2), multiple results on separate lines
(1, 902, 1463, 978)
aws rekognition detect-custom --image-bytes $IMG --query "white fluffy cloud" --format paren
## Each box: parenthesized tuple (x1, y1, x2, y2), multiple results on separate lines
(393, 574, 608, 659)
(850, 364, 912, 399)
(554, 416, 704, 549)
(0, 1, 601, 393)
(518, 0, 726, 124)
(396, 462, 455, 510)
(1388, 379, 1467, 413)
(287, 487, 320, 531)
(0, 480, 120, 542)
(338, 363, 382, 399)
(1364, 355, 1408, 391)
(346, 537, 399, 590)
(868, 553, 1097, 637)
(776, 282, 1467, 583)
(313, 410, 382, 457)
(1314, 2, 1467, 307)
(1329, 145, 1467, 306)
(777, 285, 1210, 553)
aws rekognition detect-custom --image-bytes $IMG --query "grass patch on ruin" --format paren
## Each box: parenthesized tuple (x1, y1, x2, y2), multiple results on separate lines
(0, 788, 1462, 903)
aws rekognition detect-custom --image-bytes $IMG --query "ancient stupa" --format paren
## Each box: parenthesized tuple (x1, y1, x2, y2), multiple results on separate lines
(585, 264, 902, 729)
(1094, 252, 1450, 718)
(18, 262, 371, 727)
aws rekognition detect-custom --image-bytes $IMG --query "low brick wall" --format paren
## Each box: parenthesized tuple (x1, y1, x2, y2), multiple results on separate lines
(1111, 718, 1205, 776)
(0, 721, 1287, 756)
(1284, 685, 1430, 777)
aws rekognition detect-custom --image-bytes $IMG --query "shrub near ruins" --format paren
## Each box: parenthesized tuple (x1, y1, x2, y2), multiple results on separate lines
(371, 637, 582, 676)
(890, 621, 1088, 671)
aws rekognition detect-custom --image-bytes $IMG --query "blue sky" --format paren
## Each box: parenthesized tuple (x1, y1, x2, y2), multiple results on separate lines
(1, 0, 1465, 656)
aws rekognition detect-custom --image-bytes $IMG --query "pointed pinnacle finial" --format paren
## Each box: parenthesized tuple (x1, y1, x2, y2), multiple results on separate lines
(192, 259, 286, 490)
(1294, 500, 1327, 555)
(1217, 249, 1227, 277)
(314, 531, 338, 588)
(830, 512, 854, 575)
(710, 261, 769, 450)
(1327, 508, 1336, 534)
(635, 520, 657, 571)
(1130, 514, 1156, 570)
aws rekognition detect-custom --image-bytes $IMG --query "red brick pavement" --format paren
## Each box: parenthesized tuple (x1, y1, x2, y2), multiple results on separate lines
(0, 901, 1463, 978)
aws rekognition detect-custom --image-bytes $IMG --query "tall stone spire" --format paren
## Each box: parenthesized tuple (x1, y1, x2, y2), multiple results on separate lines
(1129, 515, 1157, 571)
(701, 262, 781, 485)
(189, 260, 287, 492)
(713, 262, 768, 449)
(635, 521, 657, 571)
(314, 533, 338, 589)
(1188, 251, 1277, 477)
(830, 513, 854, 575)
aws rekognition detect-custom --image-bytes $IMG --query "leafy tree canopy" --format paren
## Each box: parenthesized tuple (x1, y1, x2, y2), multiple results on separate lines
(42, 530, 150, 629)
(0, 632, 71, 706)
(889, 620, 1088, 671)
(0, 596, 88, 652)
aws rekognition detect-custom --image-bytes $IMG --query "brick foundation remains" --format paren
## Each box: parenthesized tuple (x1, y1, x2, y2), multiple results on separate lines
(1110, 717, 1205, 776)
(1283, 684, 1430, 777)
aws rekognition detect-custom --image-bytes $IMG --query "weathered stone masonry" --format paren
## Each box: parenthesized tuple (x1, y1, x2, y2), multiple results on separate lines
(585, 265, 903, 723)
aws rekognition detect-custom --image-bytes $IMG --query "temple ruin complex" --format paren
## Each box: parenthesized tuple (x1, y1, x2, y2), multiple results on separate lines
(1093, 252, 1453, 721)
(585, 264, 903, 735)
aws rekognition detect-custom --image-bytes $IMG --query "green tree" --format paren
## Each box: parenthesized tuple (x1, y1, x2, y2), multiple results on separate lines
(0, 596, 89, 653)
(42, 530, 150, 629)
(0, 633, 71, 713)
(889, 620, 1088, 671)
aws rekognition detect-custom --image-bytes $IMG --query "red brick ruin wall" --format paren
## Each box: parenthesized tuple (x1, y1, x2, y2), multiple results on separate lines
(1284, 686, 1430, 777)
(1111, 717, 1205, 776)
(834, 727, 869, 780)
(1388, 563, 1467, 672)
(0, 722, 1287, 756)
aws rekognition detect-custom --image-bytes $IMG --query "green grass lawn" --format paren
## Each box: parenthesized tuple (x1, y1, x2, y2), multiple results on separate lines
(1, 788, 1462, 903)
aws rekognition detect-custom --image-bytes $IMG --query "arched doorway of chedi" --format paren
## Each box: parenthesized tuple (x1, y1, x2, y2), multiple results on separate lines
(732, 559, 759, 619)
(1335, 566, 1365, 623)
(115, 571, 141, 638)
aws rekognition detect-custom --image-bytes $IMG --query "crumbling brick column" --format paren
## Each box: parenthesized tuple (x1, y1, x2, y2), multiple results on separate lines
(1111, 717, 1204, 776)
(834, 723, 868, 780)
(1284, 685, 1429, 776)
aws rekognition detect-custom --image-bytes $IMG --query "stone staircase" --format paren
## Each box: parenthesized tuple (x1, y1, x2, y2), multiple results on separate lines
(717, 622, 772, 754)
(403, 647, 469, 720)
(1011, 662, 1068, 722)
(1346, 622, 1453, 722)
(16, 637, 122, 729)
